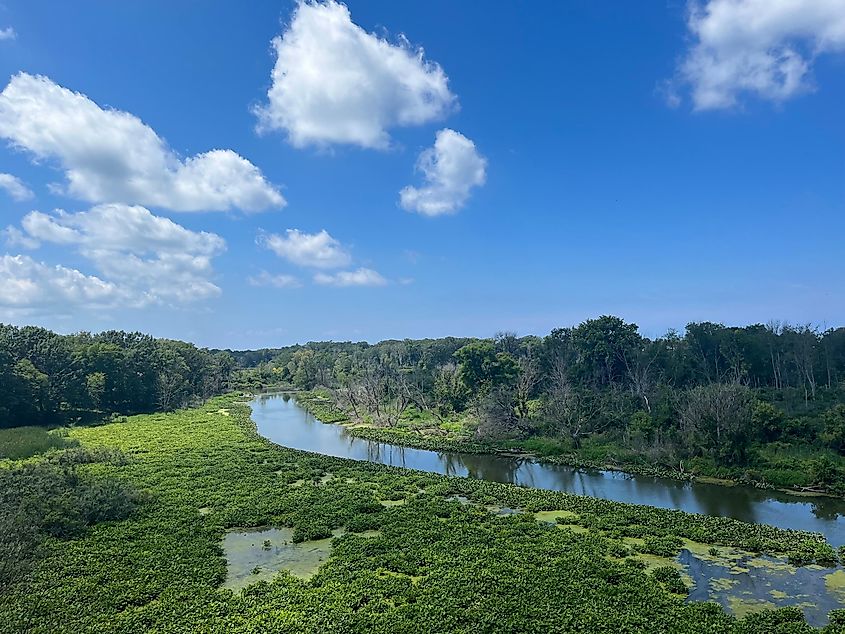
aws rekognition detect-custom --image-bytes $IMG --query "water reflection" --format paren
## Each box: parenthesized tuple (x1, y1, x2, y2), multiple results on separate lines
(251, 393, 845, 543)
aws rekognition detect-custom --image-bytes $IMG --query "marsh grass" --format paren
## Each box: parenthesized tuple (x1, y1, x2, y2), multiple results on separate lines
(0, 426, 76, 460)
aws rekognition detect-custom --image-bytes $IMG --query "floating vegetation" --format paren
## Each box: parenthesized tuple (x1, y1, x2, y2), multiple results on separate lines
(680, 549, 844, 626)
(727, 596, 778, 619)
(824, 570, 845, 600)
(534, 510, 578, 524)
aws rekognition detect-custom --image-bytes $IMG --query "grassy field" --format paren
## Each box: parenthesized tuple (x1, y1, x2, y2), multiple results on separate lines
(1, 395, 844, 632)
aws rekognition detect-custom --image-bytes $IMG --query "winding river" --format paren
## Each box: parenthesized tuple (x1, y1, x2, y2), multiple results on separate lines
(250, 392, 845, 544)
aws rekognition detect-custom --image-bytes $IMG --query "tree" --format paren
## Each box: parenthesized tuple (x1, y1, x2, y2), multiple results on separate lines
(822, 405, 845, 456)
(156, 347, 190, 411)
(572, 316, 641, 387)
(752, 401, 786, 442)
(543, 360, 603, 449)
(86, 372, 106, 411)
(622, 339, 660, 413)
(0, 324, 232, 427)
(785, 324, 820, 401)
(10, 359, 49, 423)
(431, 363, 466, 415)
(679, 384, 755, 465)
(454, 342, 518, 402)
(514, 354, 540, 420)
(289, 349, 318, 390)
(476, 386, 526, 440)
(684, 322, 730, 384)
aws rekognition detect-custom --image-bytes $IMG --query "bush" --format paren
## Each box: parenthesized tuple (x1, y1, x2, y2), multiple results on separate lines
(651, 566, 688, 594)
(639, 535, 684, 558)
(0, 456, 141, 587)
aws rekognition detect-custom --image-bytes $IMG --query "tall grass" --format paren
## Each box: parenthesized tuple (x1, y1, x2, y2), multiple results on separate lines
(0, 427, 76, 460)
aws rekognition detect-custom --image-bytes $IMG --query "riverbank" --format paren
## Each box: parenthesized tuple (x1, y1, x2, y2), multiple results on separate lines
(292, 391, 844, 500)
(3, 394, 844, 631)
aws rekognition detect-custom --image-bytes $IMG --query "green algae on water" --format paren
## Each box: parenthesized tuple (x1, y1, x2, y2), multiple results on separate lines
(222, 527, 341, 591)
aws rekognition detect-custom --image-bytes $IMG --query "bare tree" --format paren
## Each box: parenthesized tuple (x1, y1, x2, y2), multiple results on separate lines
(621, 343, 659, 413)
(789, 324, 819, 402)
(336, 359, 412, 427)
(544, 360, 604, 448)
(514, 354, 540, 420)
(476, 386, 526, 440)
(679, 383, 754, 465)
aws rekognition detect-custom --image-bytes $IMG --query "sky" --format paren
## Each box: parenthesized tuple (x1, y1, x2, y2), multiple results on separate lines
(0, 0, 843, 350)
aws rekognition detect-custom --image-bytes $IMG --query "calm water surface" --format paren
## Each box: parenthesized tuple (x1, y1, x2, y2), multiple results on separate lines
(250, 393, 845, 543)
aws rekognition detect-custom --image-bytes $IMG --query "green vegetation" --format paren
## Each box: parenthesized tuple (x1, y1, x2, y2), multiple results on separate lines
(0, 324, 235, 428)
(0, 426, 76, 459)
(1, 396, 844, 631)
(0, 448, 141, 590)
(237, 318, 845, 494)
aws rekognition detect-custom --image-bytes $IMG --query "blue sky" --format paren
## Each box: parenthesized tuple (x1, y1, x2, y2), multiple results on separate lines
(0, 1, 843, 349)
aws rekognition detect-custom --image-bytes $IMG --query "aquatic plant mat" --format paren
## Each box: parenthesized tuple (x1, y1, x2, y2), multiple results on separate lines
(2, 395, 845, 632)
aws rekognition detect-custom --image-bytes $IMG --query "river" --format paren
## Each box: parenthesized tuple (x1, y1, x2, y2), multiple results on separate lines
(249, 392, 845, 544)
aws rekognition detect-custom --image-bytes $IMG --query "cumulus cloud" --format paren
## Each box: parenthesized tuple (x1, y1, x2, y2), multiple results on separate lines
(247, 271, 302, 288)
(6, 204, 226, 305)
(313, 267, 387, 287)
(4, 226, 39, 250)
(255, 0, 456, 149)
(675, 0, 845, 110)
(0, 173, 33, 200)
(0, 73, 284, 211)
(0, 27, 15, 41)
(0, 254, 124, 311)
(399, 129, 486, 216)
(258, 228, 351, 269)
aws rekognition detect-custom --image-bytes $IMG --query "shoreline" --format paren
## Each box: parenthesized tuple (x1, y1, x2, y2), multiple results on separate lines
(288, 391, 844, 502)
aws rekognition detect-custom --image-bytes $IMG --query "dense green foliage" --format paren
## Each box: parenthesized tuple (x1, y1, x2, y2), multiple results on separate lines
(0, 446, 141, 590)
(0, 324, 235, 427)
(1, 397, 842, 632)
(235, 317, 845, 493)
(0, 426, 75, 459)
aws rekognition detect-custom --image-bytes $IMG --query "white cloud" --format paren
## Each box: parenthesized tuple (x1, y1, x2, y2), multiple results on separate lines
(255, 0, 456, 149)
(91, 252, 222, 304)
(0, 27, 15, 41)
(314, 267, 387, 287)
(19, 204, 225, 255)
(0, 73, 284, 211)
(399, 129, 486, 216)
(248, 271, 302, 288)
(0, 173, 33, 200)
(676, 0, 845, 110)
(7, 204, 226, 305)
(258, 228, 351, 269)
(4, 226, 39, 249)
(0, 254, 124, 311)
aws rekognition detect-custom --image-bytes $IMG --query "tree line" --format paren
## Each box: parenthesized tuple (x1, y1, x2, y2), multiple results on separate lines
(0, 324, 235, 428)
(233, 317, 845, 482)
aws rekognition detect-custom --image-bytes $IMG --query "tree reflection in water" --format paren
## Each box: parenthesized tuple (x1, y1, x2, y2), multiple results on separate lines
(252, 393, 845, 543)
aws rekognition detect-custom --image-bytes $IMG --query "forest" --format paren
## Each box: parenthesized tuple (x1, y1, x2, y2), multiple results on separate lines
(232, 316, 845, 492)
(0, 324, 235, 428)
(5, 317, 845, 493)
